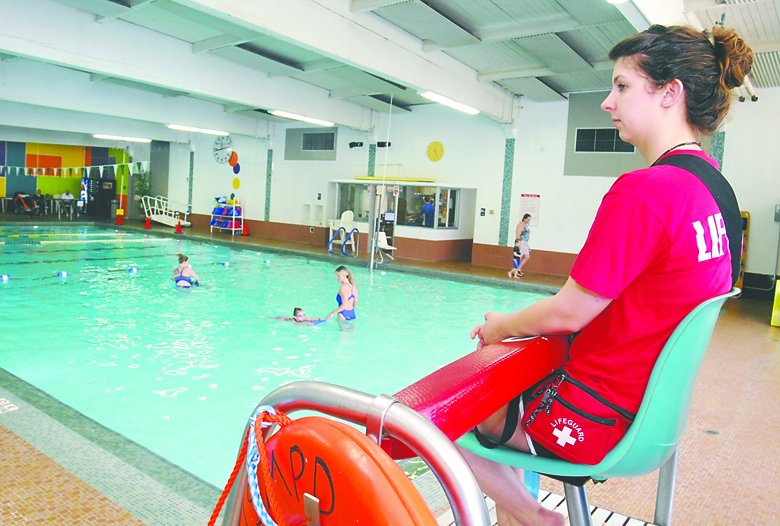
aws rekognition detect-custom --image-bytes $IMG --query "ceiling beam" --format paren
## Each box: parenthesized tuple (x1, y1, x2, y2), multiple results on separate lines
(479, 60, 612, 82)
(748, 39, 780, 54)
(613, 0, 651, 32)
(193, 34, 254, 54)
(96, 0, 158, 23)
(0, 0, 374, 131)
(474, 15, 582, 44)
(684, 0, 726, 13)
(90, 73, 111, 82)
(350, 0, 409, 14)
(175, 0, 513, 122)
(329, 85, 406, 99)
(0, 52, 18, 62)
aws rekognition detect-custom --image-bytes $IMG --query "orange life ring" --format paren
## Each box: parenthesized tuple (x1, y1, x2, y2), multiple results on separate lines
(240, 416, 437, 525)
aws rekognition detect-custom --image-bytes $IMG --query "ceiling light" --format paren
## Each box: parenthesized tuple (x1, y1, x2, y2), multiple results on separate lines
(167, 124, 229, 136)
(606, 0, 629, 4)
(420, 91, 479, 115)
(93, 134, 151, 143)
(270, 110, 334, 127)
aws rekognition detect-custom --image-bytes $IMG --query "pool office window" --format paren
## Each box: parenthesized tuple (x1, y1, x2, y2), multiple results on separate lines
(335, 183, 459, 229)
(575, 128, 635, 153)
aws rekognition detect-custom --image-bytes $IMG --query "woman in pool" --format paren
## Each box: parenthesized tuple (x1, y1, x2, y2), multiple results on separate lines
(172, 254, 199, 288)
(326, 265, 358, 321)
(466, 25, 751, 526)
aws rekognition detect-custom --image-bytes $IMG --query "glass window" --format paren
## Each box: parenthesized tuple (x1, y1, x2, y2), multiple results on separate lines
(436, 189, 459, 229)
(336, 183, 458, 229)
(575, 128, 635, 153)
(337, 183, 370, 222)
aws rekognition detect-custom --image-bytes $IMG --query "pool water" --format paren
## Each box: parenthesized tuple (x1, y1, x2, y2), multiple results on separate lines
(0, 225, 549, 487)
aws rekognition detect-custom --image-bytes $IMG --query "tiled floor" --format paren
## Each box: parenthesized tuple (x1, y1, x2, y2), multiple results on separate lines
(1, 214, 779, 525)
(0, 423, 145, 525)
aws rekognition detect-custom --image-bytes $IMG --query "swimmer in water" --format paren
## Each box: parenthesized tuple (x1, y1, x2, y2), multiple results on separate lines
(275, 308, 324, 325)
(326, 265, 358, 321)
(172, 254, 199, 288)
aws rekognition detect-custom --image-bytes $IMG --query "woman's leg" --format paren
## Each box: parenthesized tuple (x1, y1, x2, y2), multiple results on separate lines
(517, 254, 530, 274)
(457, 406, 564, 526)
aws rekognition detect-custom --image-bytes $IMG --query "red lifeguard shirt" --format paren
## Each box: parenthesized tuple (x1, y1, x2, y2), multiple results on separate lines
(568, 150, 733, 413)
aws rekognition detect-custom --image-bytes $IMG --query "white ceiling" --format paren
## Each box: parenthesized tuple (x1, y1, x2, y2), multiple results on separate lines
(4, 0, 780, 129)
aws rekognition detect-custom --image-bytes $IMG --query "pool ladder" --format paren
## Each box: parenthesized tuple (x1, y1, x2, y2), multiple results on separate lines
(327, 226, 359, 257)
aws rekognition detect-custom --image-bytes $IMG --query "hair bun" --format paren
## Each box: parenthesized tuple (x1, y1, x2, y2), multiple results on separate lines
(713, 27, 754, 90)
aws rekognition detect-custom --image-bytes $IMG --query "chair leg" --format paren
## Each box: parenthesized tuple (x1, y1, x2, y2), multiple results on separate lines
(563, 483, 593, 526)
(654, 446, 679, 526)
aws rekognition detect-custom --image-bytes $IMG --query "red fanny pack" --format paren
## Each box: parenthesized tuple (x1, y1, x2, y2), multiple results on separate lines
(521, 370, 635, 465)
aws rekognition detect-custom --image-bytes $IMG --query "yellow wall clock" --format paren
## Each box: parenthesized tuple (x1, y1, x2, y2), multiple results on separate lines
(427, 141, 444, 162)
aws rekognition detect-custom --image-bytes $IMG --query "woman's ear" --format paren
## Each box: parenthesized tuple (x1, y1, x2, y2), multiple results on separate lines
(661, 79, 685, 108)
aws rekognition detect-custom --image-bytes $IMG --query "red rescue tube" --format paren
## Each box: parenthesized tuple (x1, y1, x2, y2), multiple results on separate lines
(386, 336, 568, 459)
(241, 416, 437, 526)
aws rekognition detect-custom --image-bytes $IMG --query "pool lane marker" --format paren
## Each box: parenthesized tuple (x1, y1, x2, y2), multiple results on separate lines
(3, 233, 134, 238)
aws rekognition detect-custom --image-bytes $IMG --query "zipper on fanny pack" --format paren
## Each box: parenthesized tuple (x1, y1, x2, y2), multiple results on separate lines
(557, 370, 635, 422)
(555, 395, 617, 426)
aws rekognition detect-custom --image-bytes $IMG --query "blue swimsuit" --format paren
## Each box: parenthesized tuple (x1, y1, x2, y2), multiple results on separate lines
(336, 286, 356, 321)
(176, 276, 192, 286)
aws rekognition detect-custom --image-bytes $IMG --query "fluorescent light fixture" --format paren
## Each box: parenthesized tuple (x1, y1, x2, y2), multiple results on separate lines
(419, 91, 479, 115)
(93, 134, 151, 143)
(606, 0, 629, 4)
(167, 124, 229, 136)
(269, 110, 334, 127)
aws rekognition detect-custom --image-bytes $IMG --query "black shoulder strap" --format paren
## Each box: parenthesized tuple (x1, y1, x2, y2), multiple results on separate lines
(654, 154, 741, 286)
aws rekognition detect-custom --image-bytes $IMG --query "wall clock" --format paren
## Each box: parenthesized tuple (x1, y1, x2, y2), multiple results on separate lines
(213, 135, 233, 164)
(427, 141, 444, 162)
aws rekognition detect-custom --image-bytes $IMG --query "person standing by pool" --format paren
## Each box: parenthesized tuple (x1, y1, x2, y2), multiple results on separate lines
(466, 24, 750, 526)
(513, 214, 531, 277)
(326, 265, 358, 321)
(172, 254, 200, 288)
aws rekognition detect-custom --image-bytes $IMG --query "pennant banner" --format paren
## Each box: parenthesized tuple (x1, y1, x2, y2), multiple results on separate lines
(0, 162, 147, 177)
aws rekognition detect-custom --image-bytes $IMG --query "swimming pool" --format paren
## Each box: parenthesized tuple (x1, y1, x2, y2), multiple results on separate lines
(0, 224, 550, 489)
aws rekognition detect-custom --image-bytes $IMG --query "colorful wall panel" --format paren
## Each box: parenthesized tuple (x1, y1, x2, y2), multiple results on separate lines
(0, 141, 137, 203)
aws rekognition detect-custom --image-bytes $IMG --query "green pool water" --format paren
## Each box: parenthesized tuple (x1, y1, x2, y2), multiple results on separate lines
(0, 224, 549, 487)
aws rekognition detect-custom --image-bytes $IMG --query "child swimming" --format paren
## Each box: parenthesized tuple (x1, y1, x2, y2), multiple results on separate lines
(275, 307, 324, 324)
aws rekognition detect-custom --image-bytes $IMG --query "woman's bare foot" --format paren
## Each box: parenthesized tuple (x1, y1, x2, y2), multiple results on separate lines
(508, 271, 514, 278)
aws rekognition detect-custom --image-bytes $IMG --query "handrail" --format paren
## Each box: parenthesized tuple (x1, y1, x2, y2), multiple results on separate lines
(220, 382, 490, 526)
(142, 195, 189, 222)
(327, 227, 359, 257)
(327, 226, 347, 254)
(343, 227, 359, 257)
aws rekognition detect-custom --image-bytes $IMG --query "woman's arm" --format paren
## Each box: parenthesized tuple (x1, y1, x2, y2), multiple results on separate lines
(353, 286, 358, 308)
(326, 285, 349, 319)
(471, 277, 612, 346)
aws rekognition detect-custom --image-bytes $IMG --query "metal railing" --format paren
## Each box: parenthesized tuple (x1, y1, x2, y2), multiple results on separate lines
(221, 381, 490, 526)
(327, 226, 359, 257)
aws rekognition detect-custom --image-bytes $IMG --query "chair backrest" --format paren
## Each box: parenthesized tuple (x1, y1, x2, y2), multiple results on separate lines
(597, 288, 738, 479)
(377, 231, 390, 248)
(341, 210, 354, 230)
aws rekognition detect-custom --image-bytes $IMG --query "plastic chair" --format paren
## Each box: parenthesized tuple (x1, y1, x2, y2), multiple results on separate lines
(329, 210, 356, 253)
(458, 288, 739, 526)
(375, 231, 396, 263)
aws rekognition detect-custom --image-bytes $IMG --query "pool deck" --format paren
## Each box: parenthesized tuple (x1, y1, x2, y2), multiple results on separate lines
(1, 214, 779, 525)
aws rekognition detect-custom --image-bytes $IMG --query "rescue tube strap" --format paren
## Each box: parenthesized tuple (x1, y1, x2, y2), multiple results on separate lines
(248, 405, 280, 526)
